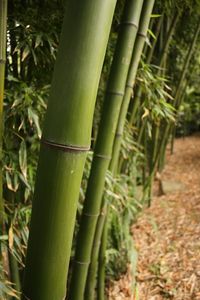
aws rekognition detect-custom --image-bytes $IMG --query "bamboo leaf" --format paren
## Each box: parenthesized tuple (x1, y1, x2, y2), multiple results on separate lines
(8, 226, 14, 250)
(28, 107, 42, 138)
(31, 49, 37, 65)
(5, 171, 16, 192)
(142, 107, 149, 119)
(148, 29, 156, 40)
(35, 34, 42, 48)
(0, 235, 8, 240)
(19, 141, 27, 180)
(22, 45, 30, 61)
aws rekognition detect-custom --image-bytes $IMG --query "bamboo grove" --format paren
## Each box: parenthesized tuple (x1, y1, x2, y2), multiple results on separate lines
(1, 0, 200, 299)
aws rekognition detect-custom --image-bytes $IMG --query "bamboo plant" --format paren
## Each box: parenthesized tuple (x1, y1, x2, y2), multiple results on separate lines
(146, 15, 163, 64)
(111, 0, 156, 174)
(159, 12, 180, 67)
(133, 11, 180, 201)
(170, 20, 200, 153)
(84, 2, 155, 299)
(0, 0, 7, 233)
(0, 0, 7, 294)
(160, 19, 200, 162)
(22, 1, 117, 299)
(68, 1, 144, 299)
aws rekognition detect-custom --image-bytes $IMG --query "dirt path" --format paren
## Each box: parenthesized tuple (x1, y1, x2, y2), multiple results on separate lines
(132, 135, 200, 299)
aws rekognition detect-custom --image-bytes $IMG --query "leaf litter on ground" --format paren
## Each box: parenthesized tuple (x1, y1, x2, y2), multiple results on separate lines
(108, 135, 200, 299)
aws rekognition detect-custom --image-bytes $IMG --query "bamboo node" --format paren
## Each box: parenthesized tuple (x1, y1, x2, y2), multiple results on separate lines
(116, 132, 122, 137)
(126, 83, 133, 89)
(74, 259, 90, 265)
(138, 32, 146, 38)
(106, 90, 124, 97)
(120, 21, 138, 30)
(83, 212, 99, 217)
(94, 153, 111, 160)
(41, 138, 90, 153)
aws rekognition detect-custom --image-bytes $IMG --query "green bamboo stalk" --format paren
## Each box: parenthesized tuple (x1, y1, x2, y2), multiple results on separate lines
(110, 0, 155, 175)
(141, 13, 180, 195)
(137, 118, 146, 144)
(69, 1, 144, 299)
(146, 15, 163, 64)
(142, 17, 155, 59)
(148, 122, 160, 206)
(0, 0, 7, 294)
(84, 3, 155, 299)
(174, 21, 200, 107)
(159, 12, 180, 67)
(158, 121, 170, 171)
(170, 79, 188, 154)
(84, 205, 108, 300)
(129, 13, 178, 127)
(22, 1, 117, 299)
(0, 0, 7, 234)
(162, 21, 200, 160)
(97, 218, 108, 300)
(9, 252, 21, 295)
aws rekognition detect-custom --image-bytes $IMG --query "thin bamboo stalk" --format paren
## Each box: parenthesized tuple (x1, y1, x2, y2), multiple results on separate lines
(159, 12, 180, 67)
(97, 218, 108, 300)
(84, 3, 155, 299)
(143, 18, 155, 58)
(146, 15, 163, 64)
(0, 0, 7, 234)
(22, 1, 117, 299)
(111, 0, 155, 175)
(129, 13, 177, 127)
(84, 205, 108, 300)
(0, 0, 8, 292)
(170, 79, 188, 154)
(9, 252, 21, 295)
(69, 2, 144, 299)
(162, 21, 200, 160)
(148, 122, 159, 205)
(141, 13, 180, 194)
(174, 21, 200, 107)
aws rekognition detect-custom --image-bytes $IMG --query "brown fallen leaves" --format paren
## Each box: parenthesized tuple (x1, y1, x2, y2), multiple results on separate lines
(109, 135, 200, 299)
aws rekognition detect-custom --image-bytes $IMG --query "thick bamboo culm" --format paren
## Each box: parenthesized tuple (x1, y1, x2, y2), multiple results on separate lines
(22, 1, 117, 299)
(68, 1, 144, 299)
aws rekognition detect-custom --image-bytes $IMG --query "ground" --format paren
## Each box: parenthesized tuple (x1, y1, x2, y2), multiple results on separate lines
(108, 135, 200, 299)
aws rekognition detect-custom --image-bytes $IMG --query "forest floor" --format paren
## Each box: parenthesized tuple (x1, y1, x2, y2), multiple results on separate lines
(108, 135, 200, 300)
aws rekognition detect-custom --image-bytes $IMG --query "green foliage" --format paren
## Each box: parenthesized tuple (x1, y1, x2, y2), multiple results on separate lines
(177, 87, 200, 135)
(3, 78, 48, 203)
(1, 0, 200, 294)
(105, 169, 142, 280)
(156, 0, 200, 14)
(6, 204, 31, 266)
(8, 0, 63, 83)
